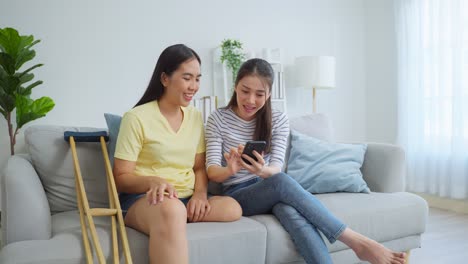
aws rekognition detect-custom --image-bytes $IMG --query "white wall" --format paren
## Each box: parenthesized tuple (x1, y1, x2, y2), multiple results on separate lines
(364, 0, 398, 143)
(0, 0, 375, 174)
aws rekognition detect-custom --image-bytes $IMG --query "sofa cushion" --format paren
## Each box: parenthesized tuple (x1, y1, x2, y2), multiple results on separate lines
(287, 130, 370, 193)
(25, 125, 109, 214)
(251, 192, 428, 263)
(0, 211, 267, 264)
(104, 113, 122, 166)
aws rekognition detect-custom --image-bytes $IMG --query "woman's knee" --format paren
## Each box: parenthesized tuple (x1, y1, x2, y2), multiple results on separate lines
(149, 199, 187, 232)
(210, 196, 242, 221)
(222, 196, 242, 221)
(158, 199, 187, 221)
(268, 172, 299, 188)
(124, 197, 187, 235)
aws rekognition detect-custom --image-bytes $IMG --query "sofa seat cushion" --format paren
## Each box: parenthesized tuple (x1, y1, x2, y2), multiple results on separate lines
(250, 192, 428, 263)
(0, 210, 267, 264)
(0, 211, 115, 264)
(124, 216, 269, 264)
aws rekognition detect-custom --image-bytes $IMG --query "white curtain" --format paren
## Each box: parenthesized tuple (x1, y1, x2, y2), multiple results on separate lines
(395, 0, 468, 199)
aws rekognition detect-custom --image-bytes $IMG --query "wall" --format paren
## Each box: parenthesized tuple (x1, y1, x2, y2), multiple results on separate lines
(0, 0, 373, 180)
(364, 0, 398, 143)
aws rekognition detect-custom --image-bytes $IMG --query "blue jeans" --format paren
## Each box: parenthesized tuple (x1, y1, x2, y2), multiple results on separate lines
(223, 173, 346, 264)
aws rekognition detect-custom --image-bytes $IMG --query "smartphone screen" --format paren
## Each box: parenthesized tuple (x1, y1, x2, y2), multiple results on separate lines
(242, 141, 267, 165)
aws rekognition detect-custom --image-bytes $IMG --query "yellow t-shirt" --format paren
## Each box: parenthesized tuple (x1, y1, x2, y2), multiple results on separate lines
(114, 101, 205, 198)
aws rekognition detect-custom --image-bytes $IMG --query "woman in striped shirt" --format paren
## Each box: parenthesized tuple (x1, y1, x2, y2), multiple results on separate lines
(205, 58, 406, 264)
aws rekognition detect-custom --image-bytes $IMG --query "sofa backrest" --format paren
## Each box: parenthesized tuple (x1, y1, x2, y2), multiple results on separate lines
(289, 113, 334, 142)
(23, 114, 333, 210)
(283, 113, 334, 168)
(25, 125, 109, 214)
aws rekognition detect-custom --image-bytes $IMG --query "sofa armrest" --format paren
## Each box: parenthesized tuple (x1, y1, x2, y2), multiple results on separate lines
(361, 143, 406, 193)
(1, 155, 52, 245)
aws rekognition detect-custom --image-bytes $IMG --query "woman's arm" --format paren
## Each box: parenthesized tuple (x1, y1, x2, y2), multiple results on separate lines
(257, 165, 282, 178)
(113, 158, 177, 204)
(192, 153, 208, 194)
(114, 158, 147, 193)
(206, 165, 234, 183)
(205, 111, 234, 183)
(206, 147, 242, 182)
(187, 152, 210, 222)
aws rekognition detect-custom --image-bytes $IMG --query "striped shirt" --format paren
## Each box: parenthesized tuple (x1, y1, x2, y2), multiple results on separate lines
(205, 107, 290, 186)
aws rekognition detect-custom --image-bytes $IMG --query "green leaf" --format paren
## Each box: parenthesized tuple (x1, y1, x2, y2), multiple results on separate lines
(18, 72, 34, 85)
(219, 38, 245, 83)
(0, 75, 18, 112)
(0, 52, 16, 75)
(15, 95, 31, 115)
(0, 67, 6, 88)
(18, 63, 43, 80)
(16, 49, 35, 70)
(4, 75, 20, 94)
(16, 96, 54, 128)
(19, 80, 42, 96)
(20, 36, 36, 51)
(0, 92, 15, 113)
(31, 96, 54, 115)
(0, 28, 22, 56)
(24, 39, 40, 51)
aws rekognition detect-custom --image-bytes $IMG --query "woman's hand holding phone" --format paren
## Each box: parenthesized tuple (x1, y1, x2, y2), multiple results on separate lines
(240, 141, 267, 177)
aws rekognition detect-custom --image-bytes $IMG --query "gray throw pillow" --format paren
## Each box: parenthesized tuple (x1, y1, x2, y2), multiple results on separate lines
(286, 129, 370, 194)
(104, 113, 122, 166)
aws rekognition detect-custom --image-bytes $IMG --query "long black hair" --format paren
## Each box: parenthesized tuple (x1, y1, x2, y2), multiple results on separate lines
(135, 44, 201, 107)
(227, 58, 274, 152)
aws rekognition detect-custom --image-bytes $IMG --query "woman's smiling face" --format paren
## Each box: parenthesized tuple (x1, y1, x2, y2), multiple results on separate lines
(233, 75, 271, 121)
(161, 58, 201, 107)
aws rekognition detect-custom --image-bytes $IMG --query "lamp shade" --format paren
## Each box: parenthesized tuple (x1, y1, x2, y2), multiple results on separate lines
(294, 56, 336, 90)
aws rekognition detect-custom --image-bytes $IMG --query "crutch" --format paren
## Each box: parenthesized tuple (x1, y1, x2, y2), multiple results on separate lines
(64, 131, 132, 264)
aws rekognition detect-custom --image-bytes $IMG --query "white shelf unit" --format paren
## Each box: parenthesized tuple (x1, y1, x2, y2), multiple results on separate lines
(270, 62, 287, 113)
(191, 95, 217, 124)
(212, 48, 287, 112)
(212, 47, 232, 107)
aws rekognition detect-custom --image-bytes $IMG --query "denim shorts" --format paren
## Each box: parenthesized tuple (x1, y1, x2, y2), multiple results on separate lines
(119, 192, 191, 217)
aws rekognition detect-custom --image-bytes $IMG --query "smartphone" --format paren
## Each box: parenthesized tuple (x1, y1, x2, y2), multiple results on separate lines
(242, 141, 267, 165)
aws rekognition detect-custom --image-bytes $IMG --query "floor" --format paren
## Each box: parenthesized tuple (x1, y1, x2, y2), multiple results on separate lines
(409, 208, 468, 264)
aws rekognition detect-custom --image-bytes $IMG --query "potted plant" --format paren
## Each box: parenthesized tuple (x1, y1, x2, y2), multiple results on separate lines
(0, 27, 55, 155)
(220, 39, 245, 87)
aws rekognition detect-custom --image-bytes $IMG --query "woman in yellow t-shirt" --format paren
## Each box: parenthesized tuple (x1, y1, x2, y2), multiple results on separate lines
(113, 44, 242, 264)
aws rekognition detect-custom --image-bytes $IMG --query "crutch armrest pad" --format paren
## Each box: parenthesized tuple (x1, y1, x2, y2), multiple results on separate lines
(64, 131, 109, 142)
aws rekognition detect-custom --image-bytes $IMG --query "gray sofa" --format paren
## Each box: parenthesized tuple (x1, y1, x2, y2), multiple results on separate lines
(0, 114, 428, 264)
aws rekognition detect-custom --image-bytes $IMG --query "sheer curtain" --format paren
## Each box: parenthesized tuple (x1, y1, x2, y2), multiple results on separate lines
(395, 0, 468, 199)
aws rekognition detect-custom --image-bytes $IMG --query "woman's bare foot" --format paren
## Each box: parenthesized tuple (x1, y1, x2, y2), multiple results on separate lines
(338, 228, 406, 264)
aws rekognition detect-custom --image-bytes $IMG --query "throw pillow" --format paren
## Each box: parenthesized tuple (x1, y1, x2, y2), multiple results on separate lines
(104, 113, 122, 166)
(286, 130, 370, 194)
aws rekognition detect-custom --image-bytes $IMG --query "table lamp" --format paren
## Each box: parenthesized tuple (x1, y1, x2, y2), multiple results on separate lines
(294, 56, 335, 113)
